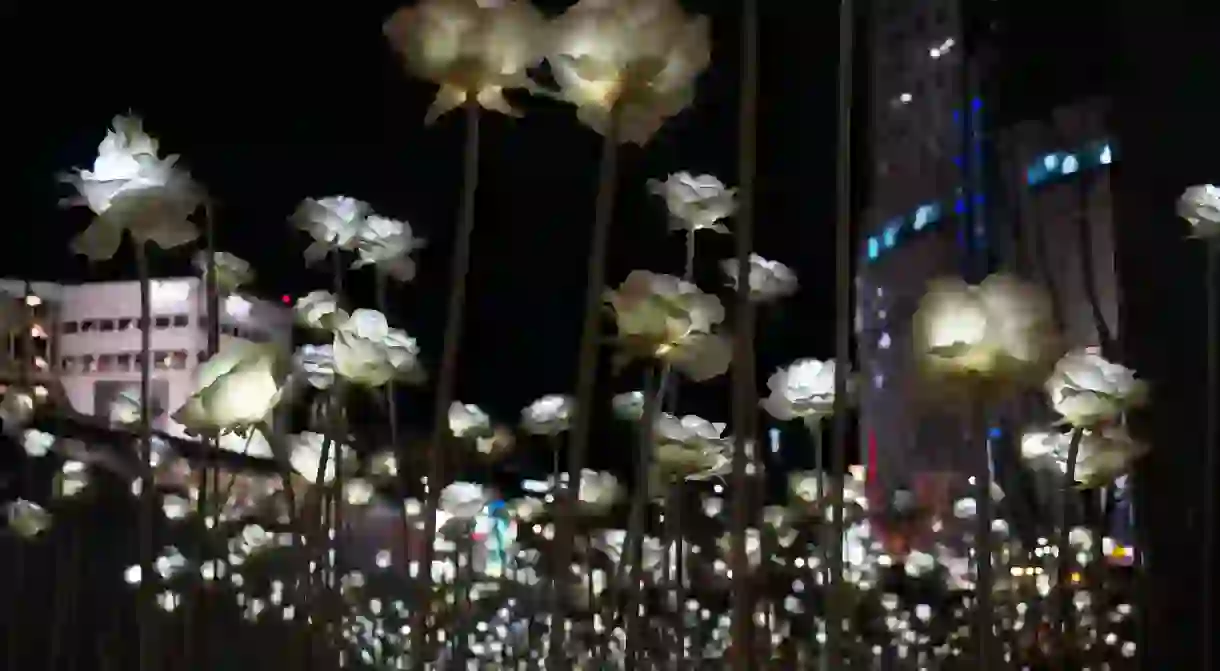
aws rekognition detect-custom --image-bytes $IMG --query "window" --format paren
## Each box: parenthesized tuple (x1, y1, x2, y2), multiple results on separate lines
(154, 316, 172, 329)
(62, 321, 78, 334)
(99, 319, 116, 333)
(172, 314, 189, 328)
(81, 320, 97, 332)
(81, 355, 96, 373)
(61, 356, 76, 373)
(117, 353, 133, 371)
(118, 318, 135, 331)
(171, 351, 188, 369)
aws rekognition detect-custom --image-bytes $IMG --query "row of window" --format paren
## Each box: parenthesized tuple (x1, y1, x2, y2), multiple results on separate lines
(62, 314, 190, 334)
(59, 315, 272, 343)
(1025, 142, 1113, 186)
(61, 350, 200, 374)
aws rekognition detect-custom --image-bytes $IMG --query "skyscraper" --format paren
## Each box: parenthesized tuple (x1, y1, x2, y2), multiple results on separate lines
(857, 1, 997, 487)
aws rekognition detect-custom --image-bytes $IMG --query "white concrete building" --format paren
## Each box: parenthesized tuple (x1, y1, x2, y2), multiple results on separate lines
(2, 277, 292, 424)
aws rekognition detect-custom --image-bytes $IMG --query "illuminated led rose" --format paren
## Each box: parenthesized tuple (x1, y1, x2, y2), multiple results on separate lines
(717, 528, 762, 566)
(293, 344, 336, 390)
(292, 196, 370, 263)
(332, 309, 425, 387)
(520, 394, 574, 435)
(439, 481, 490, 519)
(605, 270, 731, 381)
(288, 431, 354, 484)
(5, 499, 52, 538)
(173, 341, 287, 433)
(912, 272, 1060, 389)
(651, 412, 734, 480)
(722, 254, 798, 303)
(1177, 184, 1220, 238)
(194, 251, 254, 293)
(611, 390, 645, 420)
(547, 0, 711, 144)
(537, 469, 621, 514)
(449, 401, 491, 438)
(0, 389, 36, 435)
(295, 290, 348, 331)
(1045, 347, 1146, 427)
(648, 172, 735, 233)
(760, 358, 838, 421)
(1020, 427, 1147, 488)
(62, 115, 203, 261)
(352, 214, 426, 282)
(384, 0, 546, 123)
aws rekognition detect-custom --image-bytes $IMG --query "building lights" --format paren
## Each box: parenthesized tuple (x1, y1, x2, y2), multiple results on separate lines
(1026, 140, 1115, 186)
(25, 294, 42, 307)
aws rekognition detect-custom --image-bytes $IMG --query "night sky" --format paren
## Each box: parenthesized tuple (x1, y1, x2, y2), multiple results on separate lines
(6, 0, 838, 443)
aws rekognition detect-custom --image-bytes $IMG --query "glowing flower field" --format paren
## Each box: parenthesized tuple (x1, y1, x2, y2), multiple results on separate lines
(2, 1, 1219, 670)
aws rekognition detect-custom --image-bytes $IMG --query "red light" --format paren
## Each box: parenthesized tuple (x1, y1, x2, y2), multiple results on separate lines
(281, 295, 291, 304)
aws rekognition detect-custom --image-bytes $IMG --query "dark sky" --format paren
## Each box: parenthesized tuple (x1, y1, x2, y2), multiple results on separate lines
(6, 1, 838, 435)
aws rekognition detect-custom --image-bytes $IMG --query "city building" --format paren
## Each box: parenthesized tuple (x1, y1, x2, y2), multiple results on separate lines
(857, 1, 999, 486)
(1, 277, 292, 426)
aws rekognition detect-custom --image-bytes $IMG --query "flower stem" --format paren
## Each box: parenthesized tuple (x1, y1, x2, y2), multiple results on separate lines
(417, 97, 482, 667)
(971, 400, 998, 668)
(1054, 426, 1084, 662)
(1202, 236, 1219, 671)
(551, 101, 622, 667)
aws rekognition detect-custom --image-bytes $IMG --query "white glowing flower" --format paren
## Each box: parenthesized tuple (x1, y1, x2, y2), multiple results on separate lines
(292, 196, 370, 263)
(0, 390, 35, 435)
(541, 469, 621, 514)
(293, 344, 336, 390)
(595, 530, 666, 572)
(344, 479, 376, 506)
(332, 309, 425, 387)
(194, 250, 254, 293)
(288, 431, 353, 484)
(5, 499, 52, 538)
(507, 496, 546, 521)
(652, 412, 735, 479)
(384, 0, 547, 124)
(1045, 347, 1147, 427)
(605, 270, 731, 381)
(217, 429, 275, 459)
(62, 115, 203, 261)
(521, 394, 574, 435)
(294, 290, 348, 330)
(21, 429, 55, 458)
(760, 358, 839, 421)
(1178, 184, 1220, 238)
(353, 214, 426, 282)
(547, 0, 711, 145)
(440, 481, 489, 519)
(722, 254, 799, 302)
(449, 401, 492, 438)
(173, 341, 287, 433)
(1020, 427, 1147, 488)
(611, 390, 646, 420)
(913, 272, 1060, 386)
(648, 172, 736, 233)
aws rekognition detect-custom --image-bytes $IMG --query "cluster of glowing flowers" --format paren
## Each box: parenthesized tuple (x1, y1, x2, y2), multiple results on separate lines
(789, 466, 869, 512)
(293, 197, 424, 280)
(449, 401, 492, 437)
(760, 358, 840, 422)
(1020, 426, 1148, 488)
(912, 272, 1061, 391)
(1045, 347, 1146, 427)
(520, 393, 574, 435)
(332, 309, 425, 387)
(524, 468, 621, 514)
(648, 172, 736, 233)
(194, 250, 254, 293)
(384, 0, 547, 124)
(174, 340, 289, 434)
(440, 481, 491, 519)
(722, 254, 799, 303)
(62, 115, 204, 261)
(604, 270, 731, 380)
(547, 0, 711, 144)
(1178, 184, 1220, 238)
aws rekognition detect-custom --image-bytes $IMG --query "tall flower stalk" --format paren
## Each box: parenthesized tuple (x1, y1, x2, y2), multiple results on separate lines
(134, 242, 156, 671)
